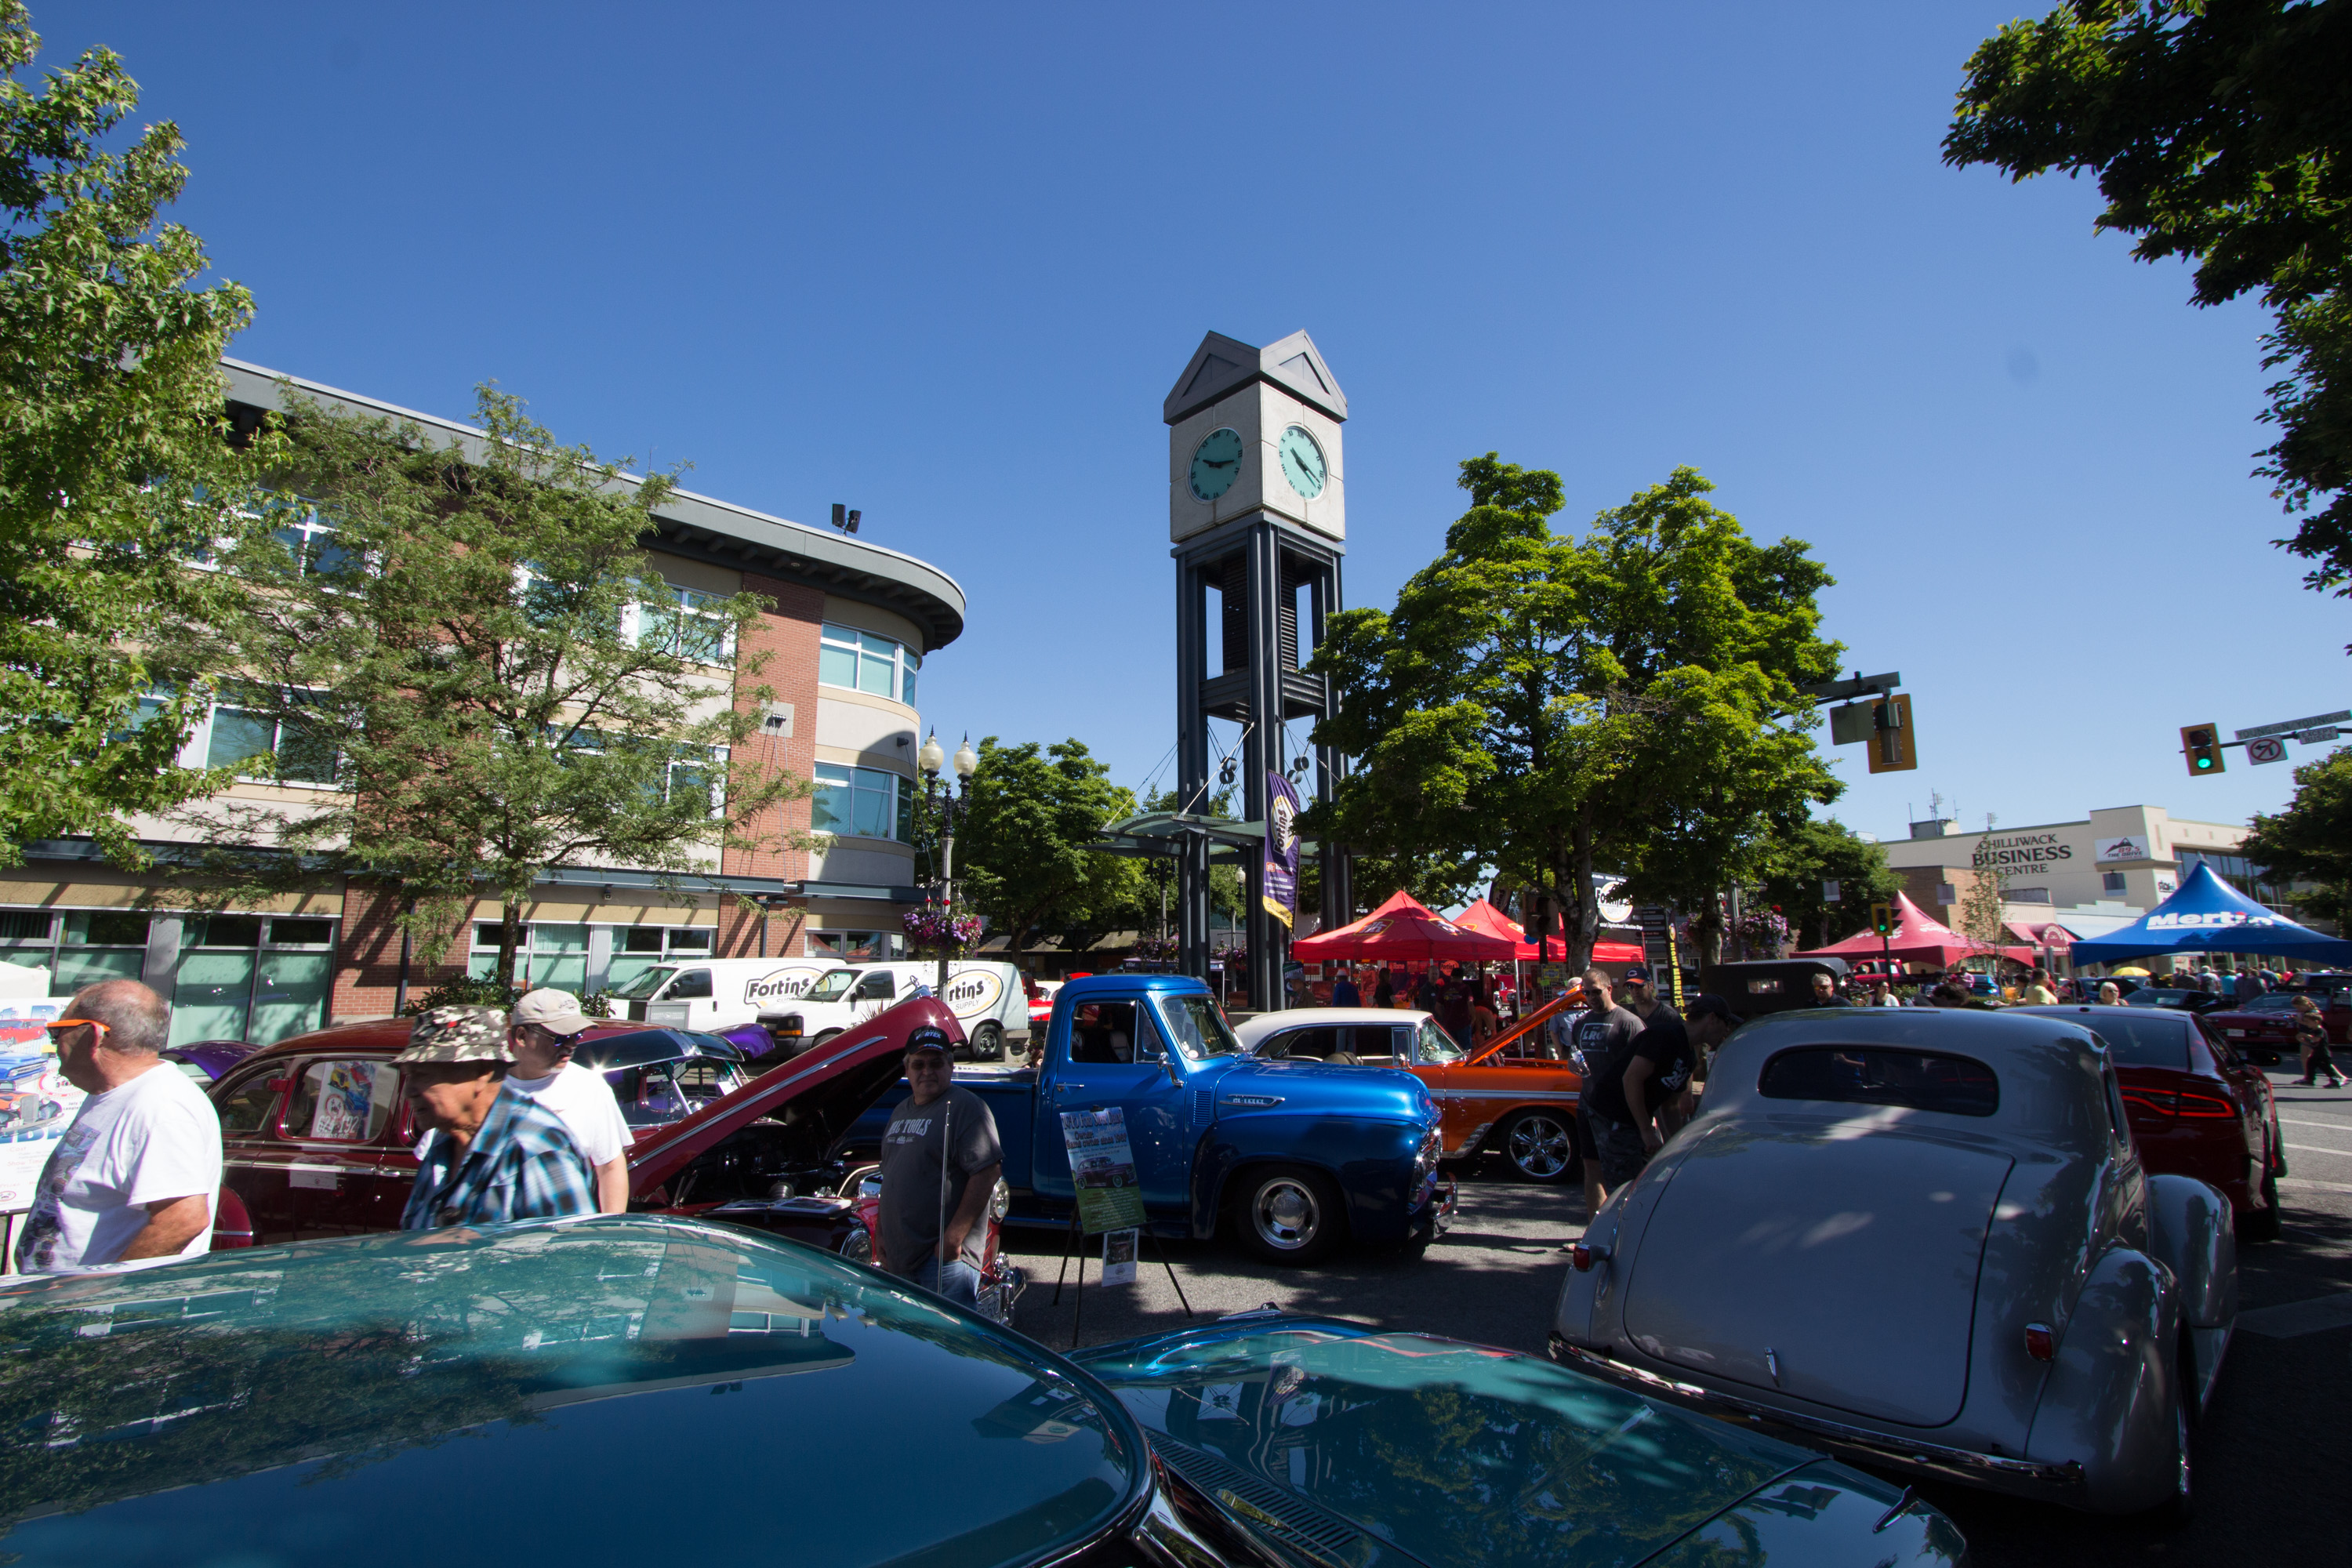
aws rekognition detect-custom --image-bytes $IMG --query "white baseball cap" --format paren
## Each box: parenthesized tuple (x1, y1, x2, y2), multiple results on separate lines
(510, 989, 593, 1036)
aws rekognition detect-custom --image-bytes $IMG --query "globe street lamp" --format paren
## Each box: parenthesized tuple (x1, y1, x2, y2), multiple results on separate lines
(920, 731, 978, 991)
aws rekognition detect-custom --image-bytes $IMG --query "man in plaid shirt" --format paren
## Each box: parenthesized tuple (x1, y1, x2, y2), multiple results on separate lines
(397, 1004, 597, 1230)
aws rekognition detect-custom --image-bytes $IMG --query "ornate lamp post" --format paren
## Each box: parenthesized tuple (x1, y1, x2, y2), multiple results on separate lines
(920, 730, 978, 990)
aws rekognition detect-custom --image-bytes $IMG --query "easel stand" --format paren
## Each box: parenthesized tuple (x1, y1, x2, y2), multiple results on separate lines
(1049, 1214, 1193, 1350)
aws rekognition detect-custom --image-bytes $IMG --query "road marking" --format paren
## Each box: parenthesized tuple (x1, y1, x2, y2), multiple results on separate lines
(2238, 1291, 2352, 1340)
(2285, 1143, 2352, 1158)
(2280, 1176, 2352, 1194)
(2278, 1116, 2352, 1131)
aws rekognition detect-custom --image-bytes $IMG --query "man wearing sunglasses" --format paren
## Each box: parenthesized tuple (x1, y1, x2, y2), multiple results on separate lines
(15, 981, 222, 1273)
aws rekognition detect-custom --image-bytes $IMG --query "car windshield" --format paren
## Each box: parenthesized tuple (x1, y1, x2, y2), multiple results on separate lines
(1417, 1019, 1466, 1064)
(2125, 989, 2195, 1008)
(2242, 993, 2299, 1013)
(803, 969, 857, 1004)
(1154, 993, 1241, 1059)
(612, 965, 676, 1001)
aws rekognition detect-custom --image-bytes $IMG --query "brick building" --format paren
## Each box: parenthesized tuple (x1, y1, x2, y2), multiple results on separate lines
(0, 360, 965, 1044)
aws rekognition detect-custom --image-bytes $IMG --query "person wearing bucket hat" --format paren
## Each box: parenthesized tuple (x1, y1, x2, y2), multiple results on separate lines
(396, 1004, 597, 1231)
(876, 1023, 1001, 1308)
(507, 989, 632, 1214)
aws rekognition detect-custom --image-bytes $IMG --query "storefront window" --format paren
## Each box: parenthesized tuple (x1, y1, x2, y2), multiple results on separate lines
(170, 915, 335, 1047)
(468, 923, 589, 992)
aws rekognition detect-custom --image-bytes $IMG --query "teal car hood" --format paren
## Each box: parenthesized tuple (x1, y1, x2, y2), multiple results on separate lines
(1076, 1321, 1841, 1568)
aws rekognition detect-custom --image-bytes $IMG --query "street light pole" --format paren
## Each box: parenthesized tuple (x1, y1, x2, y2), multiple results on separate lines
(920, 731, 978, 993)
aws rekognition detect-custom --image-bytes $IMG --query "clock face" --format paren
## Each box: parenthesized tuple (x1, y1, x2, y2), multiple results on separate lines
(1279, 425, 1327, 499)
(1188, 427, 1243, 503)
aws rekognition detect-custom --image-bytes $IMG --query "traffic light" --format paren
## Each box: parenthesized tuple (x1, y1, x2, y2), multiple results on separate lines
(1870, 902, 1894, 937)
(2180, 724, 2225, 777)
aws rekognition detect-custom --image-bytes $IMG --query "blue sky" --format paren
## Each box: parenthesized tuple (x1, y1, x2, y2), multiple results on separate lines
(46, 1, 2349, 844)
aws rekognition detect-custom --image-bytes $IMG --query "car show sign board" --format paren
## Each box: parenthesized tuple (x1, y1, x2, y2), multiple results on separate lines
(1060, 1108, 1146, 1235)
(1102, 1228, 1139, 1286)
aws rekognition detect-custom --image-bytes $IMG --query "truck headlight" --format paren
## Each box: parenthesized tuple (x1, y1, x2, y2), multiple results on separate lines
(1414, 1128, 1442, 1179)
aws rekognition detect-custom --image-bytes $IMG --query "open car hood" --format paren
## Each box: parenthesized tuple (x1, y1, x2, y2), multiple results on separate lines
(625, 996, 956, 1189)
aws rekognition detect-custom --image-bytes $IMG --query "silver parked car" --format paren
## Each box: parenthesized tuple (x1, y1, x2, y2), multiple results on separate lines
(1550, 1007, 2234, 1517)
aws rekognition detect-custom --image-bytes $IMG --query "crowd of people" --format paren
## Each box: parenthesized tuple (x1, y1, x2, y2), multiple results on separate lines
(1324, 962, 1509, 1044)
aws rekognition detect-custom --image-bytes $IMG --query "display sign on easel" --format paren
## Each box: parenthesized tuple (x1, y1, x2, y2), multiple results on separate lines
(1102, 1229, 1138, 1286)
(1059, 1107, 1146, 1235)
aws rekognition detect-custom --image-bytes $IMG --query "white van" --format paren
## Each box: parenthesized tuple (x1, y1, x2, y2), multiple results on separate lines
(768, 960, 1030, 1062)
(613, 956, 856, 1035)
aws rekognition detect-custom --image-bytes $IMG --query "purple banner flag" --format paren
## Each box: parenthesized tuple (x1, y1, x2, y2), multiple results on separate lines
(1262, 771, 1302, 928)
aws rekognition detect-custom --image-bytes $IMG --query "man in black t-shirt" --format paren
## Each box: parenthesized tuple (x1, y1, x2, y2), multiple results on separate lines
(1570, 969, 1644, 1208)
(1583, 964, 1687, 1185)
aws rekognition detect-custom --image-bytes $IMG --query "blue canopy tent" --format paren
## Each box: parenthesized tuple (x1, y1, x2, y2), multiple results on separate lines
(2066, 862, 2352, 967)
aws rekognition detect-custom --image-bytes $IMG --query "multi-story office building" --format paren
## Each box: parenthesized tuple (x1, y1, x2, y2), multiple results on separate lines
(0, 360, 965, 1044)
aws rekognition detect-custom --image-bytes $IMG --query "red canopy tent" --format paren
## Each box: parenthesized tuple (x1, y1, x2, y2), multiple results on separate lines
(1793, 892, 2032, 969)
(1435, 898, 1647, 965)
(1292, 891, 1520, 964)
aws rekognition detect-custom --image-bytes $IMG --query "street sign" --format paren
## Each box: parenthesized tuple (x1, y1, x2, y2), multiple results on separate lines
(1822, 879, 1841, 903)
(2246, 736, 2288, 764)
(2298, 727, 2341, 745)
(1828, 702, 1876, 746)
(2234, 710, 2351, 742)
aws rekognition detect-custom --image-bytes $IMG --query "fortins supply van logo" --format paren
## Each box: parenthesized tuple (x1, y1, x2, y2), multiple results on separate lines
(745, 965, 829, 1004)
(942, 969, 1004, 1017)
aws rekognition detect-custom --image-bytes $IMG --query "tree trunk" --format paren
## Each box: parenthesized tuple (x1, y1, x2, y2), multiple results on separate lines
(499, 901, 525, 993)
(1567, 812, 1599, 975)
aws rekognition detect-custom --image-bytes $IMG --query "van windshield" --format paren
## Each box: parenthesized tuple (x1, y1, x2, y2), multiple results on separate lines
(803, 970, 857, 1004)
(613, 966, 676, 1001)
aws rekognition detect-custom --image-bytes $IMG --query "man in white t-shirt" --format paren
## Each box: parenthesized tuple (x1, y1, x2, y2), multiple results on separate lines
(15, 980, 222, 1273)
(507, 989, 632, 1214)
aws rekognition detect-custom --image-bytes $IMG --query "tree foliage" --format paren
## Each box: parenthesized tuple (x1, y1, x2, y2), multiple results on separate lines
(1753, 816, 1904, 950)
(0, 2, 276, 866)
(1945, 1, 2352, 603)
(1311, 456, 1842, 971)
(177, 386, 810, 985)
(2241, 744, 2352, 924)
(953, 738, 1144, 956)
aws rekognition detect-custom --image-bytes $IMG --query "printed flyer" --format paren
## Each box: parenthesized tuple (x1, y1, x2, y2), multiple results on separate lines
(1101, 1227, 1138, 1286)
(1059, 1106, 1145, 1235)
(0, 1003, 87, 1216)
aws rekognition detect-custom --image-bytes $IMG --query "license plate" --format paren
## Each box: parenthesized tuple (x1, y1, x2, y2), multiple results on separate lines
(2227, 1029, 2246, 1037)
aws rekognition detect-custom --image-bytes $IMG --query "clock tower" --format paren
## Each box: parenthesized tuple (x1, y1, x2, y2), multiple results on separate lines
(1164, 330, 1351, 1003)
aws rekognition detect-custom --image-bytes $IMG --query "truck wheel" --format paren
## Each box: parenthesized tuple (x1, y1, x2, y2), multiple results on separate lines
(972, 1022, 1004, 1062)
(810, 1029, 841, 1051)
(1498, 1109, 1576, 1183)
(1232, 1165, 1344, 1265)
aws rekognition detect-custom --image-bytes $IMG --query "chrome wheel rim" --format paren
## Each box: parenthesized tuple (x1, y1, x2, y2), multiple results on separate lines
(1508, 1114, 1573, 1178)
(1252, 1177, 1323, 1251)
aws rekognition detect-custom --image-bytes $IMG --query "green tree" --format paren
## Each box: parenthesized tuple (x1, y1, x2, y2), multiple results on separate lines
(176, 385, 810, 985)
(0, 2, 277, 867)
(1956, 816, 2014, 971)
(1945, 2, 2352, 604)
(1311, 457, 1842, 971)
(2241, 745, 2352, 924)
(1754, 816, 1903, 949)
(953, 738, 1144, 956)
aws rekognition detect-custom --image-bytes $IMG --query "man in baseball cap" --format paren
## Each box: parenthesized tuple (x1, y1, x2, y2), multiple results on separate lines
(507, 989, 632, 1214)
(876, 1022, 1001, 1306)
(397, 1004, 596, 1231)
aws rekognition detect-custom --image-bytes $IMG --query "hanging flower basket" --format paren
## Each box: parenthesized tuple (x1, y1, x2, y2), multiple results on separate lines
(903, 906, 983, 951)
(1738, 906, 1791, 956)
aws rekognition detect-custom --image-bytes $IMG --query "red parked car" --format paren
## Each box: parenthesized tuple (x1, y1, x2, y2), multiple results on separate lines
(2201, 988, 2351, 1062)
(2015, 1003, 2286, 1241)
(206, 998, 963, 1261)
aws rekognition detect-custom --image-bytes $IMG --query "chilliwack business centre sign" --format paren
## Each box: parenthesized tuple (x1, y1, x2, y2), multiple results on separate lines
(1973, 833, 2074, 872)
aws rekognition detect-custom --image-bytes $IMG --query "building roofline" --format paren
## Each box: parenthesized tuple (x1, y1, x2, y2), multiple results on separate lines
(219, 358, 967, 652)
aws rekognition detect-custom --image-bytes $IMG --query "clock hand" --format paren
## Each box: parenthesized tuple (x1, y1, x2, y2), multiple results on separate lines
(1205, 457, 1236, 469)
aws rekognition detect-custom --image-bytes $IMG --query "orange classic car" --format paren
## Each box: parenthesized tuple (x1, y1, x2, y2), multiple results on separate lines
(1232, 1000, 1584, 1182)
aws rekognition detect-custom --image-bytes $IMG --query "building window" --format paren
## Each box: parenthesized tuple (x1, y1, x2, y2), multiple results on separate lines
(2009, 887, 2051, 904)
(635, 583, 736, 666)
(550, 728, 727, 815)
(469, 922, 590, 993)
(2102, 871, 2126, 895)
(0, 909, 151, 996)
(272, 507, 356, 579)
(818, 622, 918, 704)
(813, 764, 912, 842)
(203, 688, 339, 785)
(169, 914, 336, 1049)
(809, 929, 905, 961)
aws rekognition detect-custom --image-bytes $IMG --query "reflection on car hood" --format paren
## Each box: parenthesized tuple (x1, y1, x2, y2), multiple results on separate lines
(1075, 1320, 1822, 1568)
(0, 1218, 1148, 1567)
(1214, 1057, 1435, 1122)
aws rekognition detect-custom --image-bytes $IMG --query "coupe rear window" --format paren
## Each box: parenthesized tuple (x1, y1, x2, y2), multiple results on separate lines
(2085, 1014, 2193, 1070)
(1757, 1047, 1999, 1117)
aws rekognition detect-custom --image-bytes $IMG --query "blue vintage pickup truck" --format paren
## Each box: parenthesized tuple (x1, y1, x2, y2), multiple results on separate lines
(847, 973, 1447, 1265)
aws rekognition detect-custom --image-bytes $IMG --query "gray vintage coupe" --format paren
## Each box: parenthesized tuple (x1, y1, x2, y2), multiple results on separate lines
(1551, 1006, 2235, 1517)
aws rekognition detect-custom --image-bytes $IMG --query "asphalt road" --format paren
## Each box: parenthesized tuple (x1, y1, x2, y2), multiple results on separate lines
(997, 1064, 2352, 1565)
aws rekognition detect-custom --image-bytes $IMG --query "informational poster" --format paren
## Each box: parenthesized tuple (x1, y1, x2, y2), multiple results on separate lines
(310, 1061, 394, 1142)
(1059, 1106, 1145, 1236)
(0, 1004, 87, 1218)
(1102, 1227, 1138, 1286)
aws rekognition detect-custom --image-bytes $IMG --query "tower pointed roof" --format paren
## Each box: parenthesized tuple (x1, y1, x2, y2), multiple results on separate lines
(1163, 329, 1348, 425)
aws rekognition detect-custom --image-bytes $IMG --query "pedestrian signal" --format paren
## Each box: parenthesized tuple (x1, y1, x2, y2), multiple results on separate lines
(1870, 902, 1895, 938)
(1866, 695, 1916, 774)
(2180, 724, 2225, 777)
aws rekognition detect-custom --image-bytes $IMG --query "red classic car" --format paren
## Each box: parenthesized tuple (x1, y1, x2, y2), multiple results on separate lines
(2199, 988, 2350, 1062)
(207, 999, 960, 1259)
(2013, 1002, 2286, 1241)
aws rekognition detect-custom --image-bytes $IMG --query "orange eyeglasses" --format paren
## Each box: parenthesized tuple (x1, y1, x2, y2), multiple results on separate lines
(42, 1018, 111, 1045)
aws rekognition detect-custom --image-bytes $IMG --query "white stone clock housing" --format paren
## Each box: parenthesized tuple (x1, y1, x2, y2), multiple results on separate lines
(1166, 329, 1345, 544)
